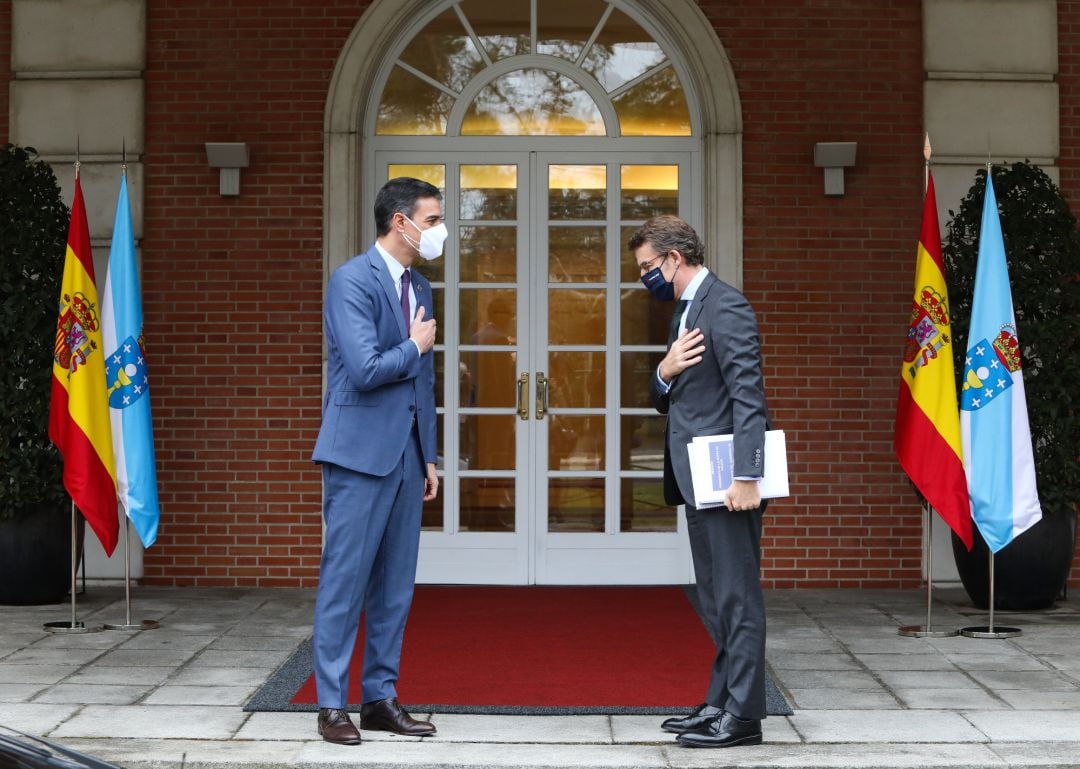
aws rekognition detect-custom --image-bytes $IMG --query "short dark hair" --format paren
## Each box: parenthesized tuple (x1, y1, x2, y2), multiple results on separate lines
(627, 215, 705, 266)
(374, 177, 443, 236)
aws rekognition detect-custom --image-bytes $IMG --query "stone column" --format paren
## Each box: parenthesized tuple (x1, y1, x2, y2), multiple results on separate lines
(10, 0, 147, 580)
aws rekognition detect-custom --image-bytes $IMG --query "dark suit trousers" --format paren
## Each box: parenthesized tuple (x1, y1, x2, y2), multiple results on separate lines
(685, 503, 767, 720)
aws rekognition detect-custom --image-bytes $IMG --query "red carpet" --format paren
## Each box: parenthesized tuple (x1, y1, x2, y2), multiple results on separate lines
(291, 586, 716, 710)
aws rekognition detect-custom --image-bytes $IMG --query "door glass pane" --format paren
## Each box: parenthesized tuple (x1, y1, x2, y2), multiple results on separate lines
(377, 66, 453, 135)
(549, 351, 604, 408)
(537, 0, 608, 60)
(460, 352, 516, 408)
(620, 415, 665, 471)
(461, 70, 606, 136)
(415, 253, 446, 285)
(461, 165, 517, 220)
(460, 226, 516, 282)
(460, 414, 515, 470)
(549, 478, 604, 532)
(460, 477, 515, 532)
(421, 415, 444, 530)
(460, 0, 531, 60)
(429, 286, 444, 341)
(548, 226, 605, 283)
(549, 165, 606, 220)
(614, 66, 692, 137)
(549, 414, 605, 470)
(620, 351, 663, 408)
(621, 165, 678, 220)
(398, 8, 485, 93)
(580, 9, 666, 92)
(620, 224, 646, 282)
(460, 289, 516, 345)
(433, 351, 444, 409)
(620, 477, 676, 532)
(620, 288, 670, 346)
(388, 164, 446, 190)
(550, 288, 605, 344)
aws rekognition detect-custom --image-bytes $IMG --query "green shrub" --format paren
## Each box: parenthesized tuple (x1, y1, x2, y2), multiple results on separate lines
(0, 144, 70, 519)
(943, 161, 1080, 521)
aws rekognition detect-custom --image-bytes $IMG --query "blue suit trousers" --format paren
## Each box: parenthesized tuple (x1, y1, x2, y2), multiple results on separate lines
(312, 428, 425, 708)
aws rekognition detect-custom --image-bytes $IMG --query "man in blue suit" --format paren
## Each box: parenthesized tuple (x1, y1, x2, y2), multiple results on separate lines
(311, 177, 446, 745)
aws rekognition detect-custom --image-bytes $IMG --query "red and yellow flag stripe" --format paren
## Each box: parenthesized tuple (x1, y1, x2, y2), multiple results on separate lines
(894, 173, 972, 549)
(48, 177, 119, 556)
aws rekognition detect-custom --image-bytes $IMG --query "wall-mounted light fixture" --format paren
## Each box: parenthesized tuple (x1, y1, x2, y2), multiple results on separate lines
(204, 142, 250, 196)
(813, 142, 857, 196)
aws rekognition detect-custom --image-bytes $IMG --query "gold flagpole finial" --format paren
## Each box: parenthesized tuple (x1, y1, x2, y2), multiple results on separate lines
(923, 133, 931, 164)
(122, 138, 127, 174)
(75, 136, 81, 180)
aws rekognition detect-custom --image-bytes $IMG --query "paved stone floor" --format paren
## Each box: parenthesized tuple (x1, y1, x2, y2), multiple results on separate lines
(1, 585, 1078, 768)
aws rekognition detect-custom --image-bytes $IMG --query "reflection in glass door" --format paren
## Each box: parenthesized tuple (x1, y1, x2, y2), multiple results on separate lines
(533, 157, 691, 583)
(380, 153, 692, 584)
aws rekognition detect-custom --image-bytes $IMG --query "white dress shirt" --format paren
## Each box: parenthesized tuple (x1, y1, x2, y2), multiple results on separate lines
(375, 242, 421, 356)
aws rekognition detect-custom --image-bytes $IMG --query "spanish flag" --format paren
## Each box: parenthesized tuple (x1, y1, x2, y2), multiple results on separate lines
(48, 176, 119, 556)
(894, 172, 972, 550)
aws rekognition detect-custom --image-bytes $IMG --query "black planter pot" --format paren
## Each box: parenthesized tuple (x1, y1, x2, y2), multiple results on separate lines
(951, 507, 1077, 610)
(0, 508, 80, 605)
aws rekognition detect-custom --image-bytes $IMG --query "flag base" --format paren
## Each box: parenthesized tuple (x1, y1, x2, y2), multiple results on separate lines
(104, 619, 160, 631)
(43, 620, 102, 635)
(960, 625, 1022, 639)
(898, 624, 958, 638)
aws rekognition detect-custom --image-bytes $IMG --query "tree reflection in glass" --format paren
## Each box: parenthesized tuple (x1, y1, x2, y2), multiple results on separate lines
(462, 69, 606, 135)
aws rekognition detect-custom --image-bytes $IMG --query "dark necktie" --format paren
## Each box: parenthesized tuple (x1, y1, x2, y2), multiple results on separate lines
(670, 299, 689, 339)
(400, 269, 412, 330)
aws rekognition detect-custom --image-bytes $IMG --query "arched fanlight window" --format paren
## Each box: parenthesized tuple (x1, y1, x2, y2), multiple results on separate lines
(375, 0, 692, 137)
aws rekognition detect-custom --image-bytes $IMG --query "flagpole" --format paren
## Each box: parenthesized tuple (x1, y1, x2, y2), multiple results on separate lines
(102, 144, 160, 632)
(899, 501, 957, 637)
(104, 518, 160, 631)
(962, 551, 1021, 638)
(44, 502, 104, 632)
(959, 156, 1022, 640)
(899, 134, 958, 638)
(45, 144, 103, 635)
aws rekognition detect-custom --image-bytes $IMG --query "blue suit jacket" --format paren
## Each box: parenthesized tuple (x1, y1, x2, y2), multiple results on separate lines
(312, 245, 438, 476)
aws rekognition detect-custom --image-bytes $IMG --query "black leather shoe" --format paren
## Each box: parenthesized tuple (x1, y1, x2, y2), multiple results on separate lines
(661, 703, 723, 734)
(317, 708, 361, 745)
(359, 697, 437, 736)
(676, 711, 762, 748)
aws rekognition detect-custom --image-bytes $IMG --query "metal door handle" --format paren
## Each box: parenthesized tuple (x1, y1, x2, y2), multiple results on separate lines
(516, 372, 530, 420)
(535, 372, 548, 420)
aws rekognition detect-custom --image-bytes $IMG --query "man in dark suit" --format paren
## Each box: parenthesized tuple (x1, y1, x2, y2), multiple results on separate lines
(630, 215, 769, 749)
(310, 177, 446, 745)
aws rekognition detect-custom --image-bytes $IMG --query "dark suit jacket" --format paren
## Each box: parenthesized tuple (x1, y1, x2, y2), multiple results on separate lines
(312, 245, 437, 476)
(649, 271, 769, 507)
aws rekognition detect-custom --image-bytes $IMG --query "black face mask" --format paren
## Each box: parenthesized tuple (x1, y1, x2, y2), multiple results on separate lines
(640, 254, 677, 301)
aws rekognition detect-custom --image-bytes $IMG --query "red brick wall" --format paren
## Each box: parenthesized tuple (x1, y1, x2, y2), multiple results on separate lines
(702, 1, 925, 587)
(139, 0, 1071, 591)
(140, 0, 926, 588)
(141, 1, 367, 587)
(1055, 2, 1080, 592)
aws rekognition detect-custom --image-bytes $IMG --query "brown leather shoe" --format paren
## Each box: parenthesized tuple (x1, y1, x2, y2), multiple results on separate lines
(359, 697, 436, 736)
(317, 708, 361, 745)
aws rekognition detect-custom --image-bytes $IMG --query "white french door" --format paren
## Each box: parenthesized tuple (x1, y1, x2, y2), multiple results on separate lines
(375, 150, 695, 584)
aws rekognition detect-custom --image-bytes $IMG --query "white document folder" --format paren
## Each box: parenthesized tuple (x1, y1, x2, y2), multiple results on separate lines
(687, 430, 789, 509)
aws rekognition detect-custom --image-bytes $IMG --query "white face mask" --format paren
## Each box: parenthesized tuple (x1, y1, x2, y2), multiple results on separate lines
(403, 216, 448, 261)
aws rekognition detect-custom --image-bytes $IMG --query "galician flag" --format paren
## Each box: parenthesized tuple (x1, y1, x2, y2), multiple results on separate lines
(48, 176, 119, 555)
(101, 171, 160, 548)
(959, 171, 1042, 553)
(894, 171, 972, 549)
